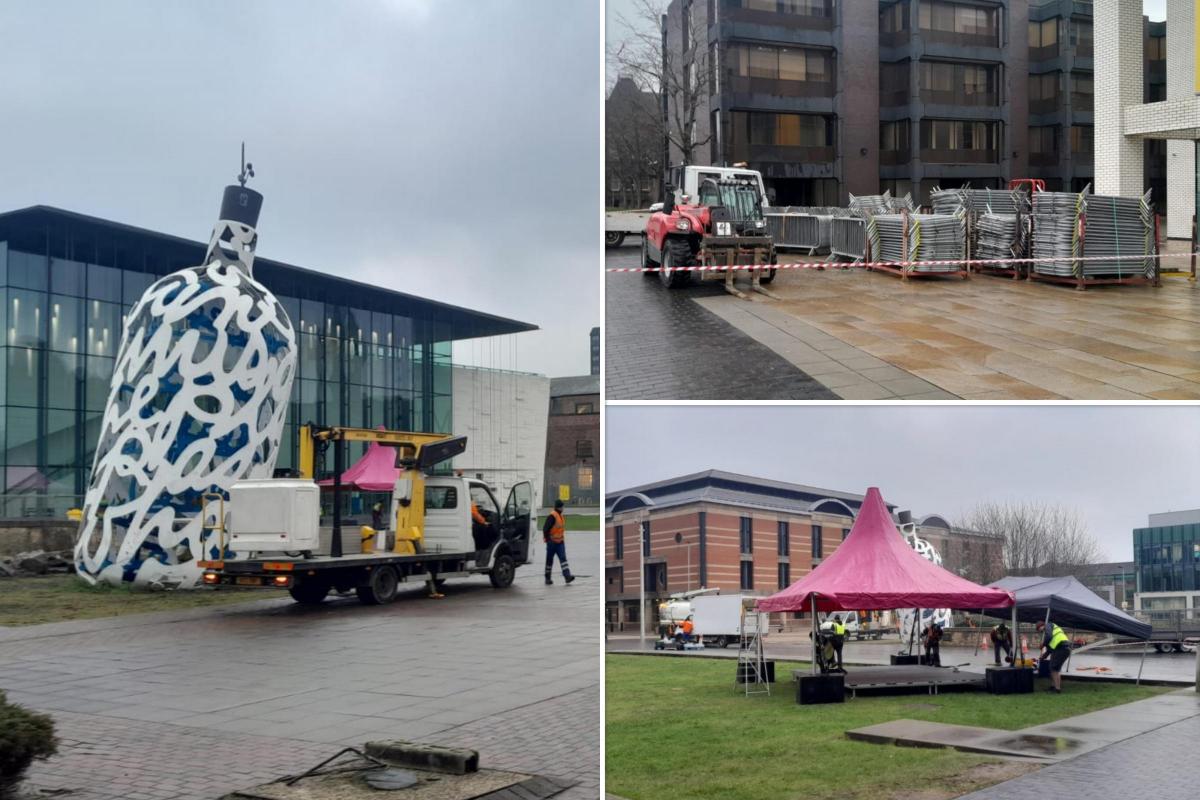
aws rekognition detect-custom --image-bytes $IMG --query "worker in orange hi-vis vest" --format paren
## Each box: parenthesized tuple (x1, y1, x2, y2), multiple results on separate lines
(543, 499, 575, 585)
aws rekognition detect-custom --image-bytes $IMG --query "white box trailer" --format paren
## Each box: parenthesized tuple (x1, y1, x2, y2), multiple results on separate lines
(691, 594, 768, 648)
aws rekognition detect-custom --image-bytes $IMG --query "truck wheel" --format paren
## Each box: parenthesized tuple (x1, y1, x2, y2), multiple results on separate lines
(641, 237, 659, 278)
(760, 268, 777, 284)
(288, 578, 330, 605)
(356, 566, 399, 605)
(606, 231, 625, 248)
(712, 636, 729, 649)
(489, 554, 515, 588)
(1154, 643, 1170, 653)
(660, 238, 693, 288)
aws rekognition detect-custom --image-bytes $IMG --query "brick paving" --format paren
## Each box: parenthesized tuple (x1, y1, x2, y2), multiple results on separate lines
(4, 533, 599, 799)
(604, 244, 836, 400)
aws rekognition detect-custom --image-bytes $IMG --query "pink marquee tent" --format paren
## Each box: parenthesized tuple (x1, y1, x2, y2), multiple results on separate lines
(316, 440, 400, 492)
(758, 487, 1014, 613)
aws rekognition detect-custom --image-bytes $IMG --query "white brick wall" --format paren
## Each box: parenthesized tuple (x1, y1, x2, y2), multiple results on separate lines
(451, 366, 550, 509)
(1166, 0, 1195, 238)
(1094, 0, 1145, 197)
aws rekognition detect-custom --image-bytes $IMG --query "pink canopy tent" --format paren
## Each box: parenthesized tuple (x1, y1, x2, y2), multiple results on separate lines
(316, 440, 399, 492)
(758, 487, 1014, 613)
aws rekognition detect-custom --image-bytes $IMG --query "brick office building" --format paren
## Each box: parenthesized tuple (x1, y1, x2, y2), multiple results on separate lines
(660, 0, 1167, 209)
(543, 375, 600, 509)
(605, 470, 1004, 632)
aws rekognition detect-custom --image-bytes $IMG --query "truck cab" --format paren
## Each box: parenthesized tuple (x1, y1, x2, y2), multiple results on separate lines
(666, 165, 770, 211)
(417, 475, 533, 565)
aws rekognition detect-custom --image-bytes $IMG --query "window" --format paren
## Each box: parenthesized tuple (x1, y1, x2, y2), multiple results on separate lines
(643, 521, 651, 556)
(1069, 19, 1091, 53)
(576, 439, 594, 458)
(880, 120, 910, 152)
(425, 486, 458, 509)
(880, 1, 909, 35)
(777, 520, 790, 555)
(732, 112, 833, 148)
(1030, 125, 1059, 155)
(574, 402, 595, 414)
(879, 61, 910, 106)
(469, 484, 498, 517)
(577, 465, 594, 490)
(740, 559, 754, 590)
(614, 525, 624, 559)
(842, 528, 850, 541)
(1147, 35, 1165, 62)
(730, 44, 834, 86)
(920, 119, 999, 160)
(1029, 17, 1058, 48)
(778, 562, 791, 589)
(740, 516, 753, 553)
(919, 61, 997, 105)
(1070, 125, 1093, 154)
(920, 1, 996, 41)
(812, 524, 823, 558)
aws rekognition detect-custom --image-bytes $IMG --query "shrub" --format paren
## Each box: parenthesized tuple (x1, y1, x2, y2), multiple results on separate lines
(0, 690, 58, 797)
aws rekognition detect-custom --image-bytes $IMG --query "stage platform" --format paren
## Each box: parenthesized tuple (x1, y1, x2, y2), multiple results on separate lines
(793, 665, 986, 697)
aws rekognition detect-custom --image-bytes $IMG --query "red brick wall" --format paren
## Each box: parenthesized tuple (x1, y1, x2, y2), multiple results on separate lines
(607, 505, 854, 601)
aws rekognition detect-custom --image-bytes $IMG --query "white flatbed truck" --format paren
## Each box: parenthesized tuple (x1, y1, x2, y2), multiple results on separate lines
(198, 426, 535, 605)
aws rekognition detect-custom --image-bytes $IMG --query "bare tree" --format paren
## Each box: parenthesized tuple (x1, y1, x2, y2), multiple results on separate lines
(607, 0, 717, 170)
(961, 501, 1102, 577)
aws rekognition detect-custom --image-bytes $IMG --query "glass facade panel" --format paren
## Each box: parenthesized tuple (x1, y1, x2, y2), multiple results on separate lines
(51, 258, 86, 296)
(88, 263, 123, 303)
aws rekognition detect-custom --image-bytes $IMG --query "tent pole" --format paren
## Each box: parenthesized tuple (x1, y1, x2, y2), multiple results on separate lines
(1011, 603, 1019, 664)
(811, 594, 818, 676)
(974, 609, 984, 657)
(1136, 639, 1148, 686)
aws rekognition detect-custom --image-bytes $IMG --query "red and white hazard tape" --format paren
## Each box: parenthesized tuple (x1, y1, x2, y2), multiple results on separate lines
(607, 251, 1200, 273)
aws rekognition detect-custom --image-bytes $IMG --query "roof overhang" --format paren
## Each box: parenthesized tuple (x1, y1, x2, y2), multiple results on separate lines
(0, 205, 537, 342)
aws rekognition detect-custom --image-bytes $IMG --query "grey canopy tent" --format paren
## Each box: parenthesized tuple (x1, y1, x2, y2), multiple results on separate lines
(980, 575, 1153, 683)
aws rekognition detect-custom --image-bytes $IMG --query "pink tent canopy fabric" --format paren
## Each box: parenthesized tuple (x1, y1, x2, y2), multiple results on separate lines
(316, 440, 399, 492)
(757, 487, 1014, 613)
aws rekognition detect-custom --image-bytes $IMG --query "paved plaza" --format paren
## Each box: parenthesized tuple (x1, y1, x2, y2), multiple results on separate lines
(606, 241, 1200, 400)
(1, 533, 600, 799)
(605, 245, 837, 400)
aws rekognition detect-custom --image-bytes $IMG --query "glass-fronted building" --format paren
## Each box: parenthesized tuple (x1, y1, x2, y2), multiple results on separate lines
(1134, 509, 1200, 600)
(0, 205, 535, 519)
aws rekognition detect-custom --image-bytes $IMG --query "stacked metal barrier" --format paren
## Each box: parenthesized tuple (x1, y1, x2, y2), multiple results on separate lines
(975, 213, 1022, 262)
(907, 212, 966, 272)
(1080, 192, 1154, 277)
(865, 211, 966, 273)
(1031, 189, 1087, 277)
(848, 192, 894, 218)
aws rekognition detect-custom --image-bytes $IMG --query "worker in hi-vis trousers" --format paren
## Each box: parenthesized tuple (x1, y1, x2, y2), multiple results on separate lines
(544, 499, 575, 585)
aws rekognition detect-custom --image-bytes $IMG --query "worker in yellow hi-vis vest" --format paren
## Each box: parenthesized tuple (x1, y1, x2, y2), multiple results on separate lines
(1037, 619, 1070, 693)
(543, 500, 575, 586)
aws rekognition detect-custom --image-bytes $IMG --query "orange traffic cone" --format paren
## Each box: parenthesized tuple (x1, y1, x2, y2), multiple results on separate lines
(1021, 635, 1029, 650)
(980, 636, 989, 651)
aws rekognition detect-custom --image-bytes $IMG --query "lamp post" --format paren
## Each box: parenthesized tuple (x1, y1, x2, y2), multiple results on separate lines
(639, 518, 647, 650)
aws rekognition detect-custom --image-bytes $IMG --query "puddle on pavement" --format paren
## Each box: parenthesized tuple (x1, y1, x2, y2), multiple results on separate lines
(990, 734, 1083, 756)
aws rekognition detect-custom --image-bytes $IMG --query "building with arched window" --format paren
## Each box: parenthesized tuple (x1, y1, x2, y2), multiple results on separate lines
(604, 469, 1002, 632)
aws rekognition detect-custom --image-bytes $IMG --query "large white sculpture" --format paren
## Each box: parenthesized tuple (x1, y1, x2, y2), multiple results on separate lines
(74, 176, 296, 587)
(898, 532, 953, 639)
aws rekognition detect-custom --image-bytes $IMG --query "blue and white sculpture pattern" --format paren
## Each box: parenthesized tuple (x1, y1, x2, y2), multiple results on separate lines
(74, 210, 296, 587)
(898, 534, 953, 637)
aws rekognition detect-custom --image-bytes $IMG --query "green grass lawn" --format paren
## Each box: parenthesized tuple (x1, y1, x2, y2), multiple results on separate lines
(606, 654, 1169, 800)
(0, 574, 284, 626)
(565, 514, 599, 532)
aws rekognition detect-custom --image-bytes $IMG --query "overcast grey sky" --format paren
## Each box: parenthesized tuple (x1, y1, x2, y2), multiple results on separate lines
(0, 0, 599, 378)
(606, 405, 1200, 562)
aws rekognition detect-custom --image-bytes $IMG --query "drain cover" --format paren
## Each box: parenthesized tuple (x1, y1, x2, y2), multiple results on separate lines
(365, 768, 420, 790)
